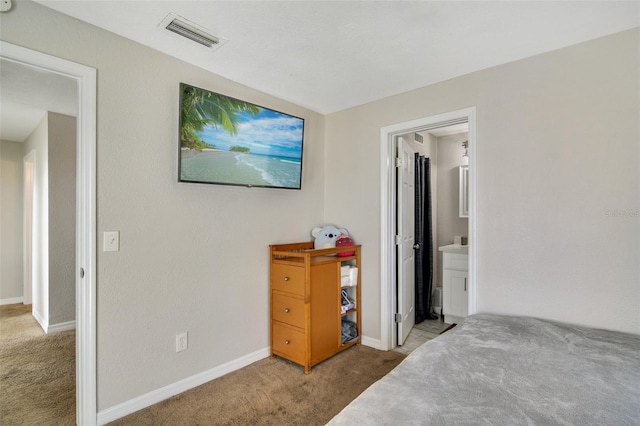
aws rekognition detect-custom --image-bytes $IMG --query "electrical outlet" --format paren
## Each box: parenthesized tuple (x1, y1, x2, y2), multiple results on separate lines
(176, 332, 188, 352)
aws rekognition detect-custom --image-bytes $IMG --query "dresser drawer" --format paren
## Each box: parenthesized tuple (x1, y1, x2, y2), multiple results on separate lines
(272, 322, 306, 364)
(272, 293, 305, 328)
(271, 263, 305, 296)
(443, 253, 468, 271)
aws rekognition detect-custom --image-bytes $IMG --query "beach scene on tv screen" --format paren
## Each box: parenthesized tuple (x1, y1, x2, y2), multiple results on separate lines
(179, 85, 304, 189)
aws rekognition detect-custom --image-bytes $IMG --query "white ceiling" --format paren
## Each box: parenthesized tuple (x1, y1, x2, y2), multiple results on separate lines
(2, 1, 638, 141)
(0, 59, 77, 142)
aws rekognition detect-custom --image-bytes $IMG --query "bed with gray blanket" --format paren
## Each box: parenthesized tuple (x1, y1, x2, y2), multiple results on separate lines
(328, 314, 640, 425)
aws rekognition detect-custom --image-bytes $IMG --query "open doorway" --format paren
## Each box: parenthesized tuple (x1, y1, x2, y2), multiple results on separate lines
(1, 60, 77, 319)
(1, 57, 78, 422)
(0, 41, 97, 424)
(393, 125, 470, 354)
(379, 107, 477, 351)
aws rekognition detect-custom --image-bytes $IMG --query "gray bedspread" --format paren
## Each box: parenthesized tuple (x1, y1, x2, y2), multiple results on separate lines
(328, 314, 640, 425)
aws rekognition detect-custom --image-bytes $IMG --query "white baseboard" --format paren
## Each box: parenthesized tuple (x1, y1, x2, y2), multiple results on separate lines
(0, 296, 24, 305)
(31, 308, 48, 333)
(361, 335, 382, 350)
(30, 310, 75, 334)
(97, 346, 271, 425)
(47, 320, 75, 333)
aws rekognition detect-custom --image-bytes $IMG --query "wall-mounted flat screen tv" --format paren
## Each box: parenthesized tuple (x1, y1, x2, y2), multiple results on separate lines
(178, 83, 305, 189)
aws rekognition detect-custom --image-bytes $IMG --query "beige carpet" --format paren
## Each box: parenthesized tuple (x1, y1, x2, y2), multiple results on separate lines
(0, 303, 405, 425)
(111, 345, 406, 425)
(0, 304, 76, 425)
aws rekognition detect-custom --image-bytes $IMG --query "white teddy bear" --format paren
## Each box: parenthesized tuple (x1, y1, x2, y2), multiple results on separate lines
(311, 225, 349, 250)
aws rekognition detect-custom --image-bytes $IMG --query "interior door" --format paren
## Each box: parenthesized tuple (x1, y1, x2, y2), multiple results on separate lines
(396, 138, 416, 345)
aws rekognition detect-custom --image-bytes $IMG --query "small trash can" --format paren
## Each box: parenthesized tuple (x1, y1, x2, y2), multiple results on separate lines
(432, 287, 443, 317)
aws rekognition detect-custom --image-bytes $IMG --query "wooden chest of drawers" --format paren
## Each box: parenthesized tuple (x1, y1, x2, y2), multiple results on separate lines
(270, 242, 361, 374)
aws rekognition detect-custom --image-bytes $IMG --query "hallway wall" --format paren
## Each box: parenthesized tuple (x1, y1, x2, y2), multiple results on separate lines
(22, 115, 49, 323)
(16, 112, 76, 328)
(47, 112, 76, 326)
(0, 139, 24, 303)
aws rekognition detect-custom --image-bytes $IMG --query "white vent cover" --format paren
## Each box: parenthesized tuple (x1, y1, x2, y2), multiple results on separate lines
(160, 13, 227, 50)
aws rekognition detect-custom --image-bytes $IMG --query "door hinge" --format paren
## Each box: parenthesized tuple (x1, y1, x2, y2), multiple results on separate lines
(395, 235, 402, 245)
(395, 313, 402, 323)
(395, 157, 402, 168)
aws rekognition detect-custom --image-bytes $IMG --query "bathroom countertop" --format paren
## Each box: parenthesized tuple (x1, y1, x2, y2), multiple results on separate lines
(438, 244, 469, 254)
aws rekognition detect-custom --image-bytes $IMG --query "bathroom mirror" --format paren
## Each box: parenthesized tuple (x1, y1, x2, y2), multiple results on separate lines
(459, 165, 469, 218)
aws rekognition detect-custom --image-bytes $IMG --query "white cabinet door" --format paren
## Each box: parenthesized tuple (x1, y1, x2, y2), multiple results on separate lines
(448, 270, 468, 318)
(442, 251, 468, 323)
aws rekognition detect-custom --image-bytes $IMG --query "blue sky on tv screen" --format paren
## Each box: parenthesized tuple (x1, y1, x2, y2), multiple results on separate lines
(198, 108, 304, 159)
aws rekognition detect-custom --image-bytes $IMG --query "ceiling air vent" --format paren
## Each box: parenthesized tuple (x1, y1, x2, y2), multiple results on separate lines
(160, 14, 225, 50)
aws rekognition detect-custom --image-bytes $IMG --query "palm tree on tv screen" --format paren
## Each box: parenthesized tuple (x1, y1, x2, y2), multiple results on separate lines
(180, 86, 260, 151)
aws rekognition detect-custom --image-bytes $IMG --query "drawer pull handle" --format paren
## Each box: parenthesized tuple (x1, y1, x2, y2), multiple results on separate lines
(284, 308, 290, 313)
(283, 277, 289, 281)
(284, 340, 290, 345)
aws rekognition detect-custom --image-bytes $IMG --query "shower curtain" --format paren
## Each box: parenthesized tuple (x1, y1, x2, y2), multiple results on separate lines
(415, 154, 438, 323)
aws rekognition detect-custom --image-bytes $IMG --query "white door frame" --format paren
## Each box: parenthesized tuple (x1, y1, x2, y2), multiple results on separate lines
(1, 41, 97, 425)
(379, 107, 477, 350)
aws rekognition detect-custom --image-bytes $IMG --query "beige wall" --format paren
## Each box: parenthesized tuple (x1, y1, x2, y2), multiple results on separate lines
(326, 28, 640, 337)
(0, 139, 24, 301)
(1, 0, 325, 410)
(48, 112, 76, 325)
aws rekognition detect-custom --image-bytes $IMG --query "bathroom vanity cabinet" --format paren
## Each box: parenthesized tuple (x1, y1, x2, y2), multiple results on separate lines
(439, 244, 468, 324)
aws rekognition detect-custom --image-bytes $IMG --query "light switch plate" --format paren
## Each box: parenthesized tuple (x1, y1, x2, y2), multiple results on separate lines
(103, 231, 120, 252)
